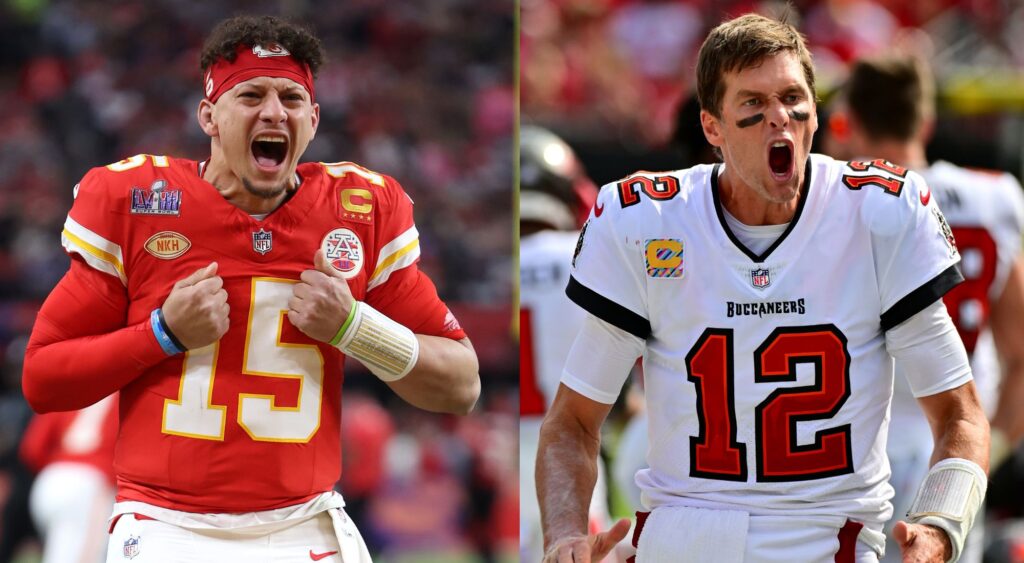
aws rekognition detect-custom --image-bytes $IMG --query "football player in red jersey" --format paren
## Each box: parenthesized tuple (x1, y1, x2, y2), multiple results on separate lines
(21, 15, 480, 563)
(20, 395, 118, 563)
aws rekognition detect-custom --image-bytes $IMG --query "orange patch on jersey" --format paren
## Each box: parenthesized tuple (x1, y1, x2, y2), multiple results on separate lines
(144, 231, 191, 259)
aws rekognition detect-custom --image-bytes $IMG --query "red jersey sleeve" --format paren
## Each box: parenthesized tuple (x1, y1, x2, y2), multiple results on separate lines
(62, 166, 130, 285)
(364, 176, 466, 340)
(23, 258, 167, 413)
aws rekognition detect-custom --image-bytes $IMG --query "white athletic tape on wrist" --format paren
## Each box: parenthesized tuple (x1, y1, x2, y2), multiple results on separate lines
(335, 301, 419, 382)
(906, 457, 987, 563)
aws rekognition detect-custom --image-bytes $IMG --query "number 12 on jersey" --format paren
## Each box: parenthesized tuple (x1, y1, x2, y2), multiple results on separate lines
(686, 325, 853, 482)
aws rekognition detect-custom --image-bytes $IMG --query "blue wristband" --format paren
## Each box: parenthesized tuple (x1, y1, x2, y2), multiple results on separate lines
(151, 308, 186, 355)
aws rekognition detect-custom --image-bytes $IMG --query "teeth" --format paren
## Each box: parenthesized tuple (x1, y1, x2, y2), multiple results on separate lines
(772, 142, 787, 148)
(255, 135, 286, 143)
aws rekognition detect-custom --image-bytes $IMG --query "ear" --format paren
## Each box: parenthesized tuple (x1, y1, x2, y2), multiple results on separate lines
(700, 109, 724, 150)
(197, 99, 217, 137)
(309, 102, 320, 140)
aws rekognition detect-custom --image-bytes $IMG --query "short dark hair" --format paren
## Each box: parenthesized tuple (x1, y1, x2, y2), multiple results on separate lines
(200, 15, 325, 77)
(696, 13, 815, 118)
(845, 56, 934, 142)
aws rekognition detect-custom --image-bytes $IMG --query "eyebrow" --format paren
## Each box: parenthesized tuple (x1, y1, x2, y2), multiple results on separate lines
(735, 85, 805, 99)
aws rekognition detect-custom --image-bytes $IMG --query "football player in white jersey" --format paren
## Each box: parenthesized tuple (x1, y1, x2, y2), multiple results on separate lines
(537, 14, 990, 563)
(519, 125, 612, 562)
(832, 55, 1024, 563)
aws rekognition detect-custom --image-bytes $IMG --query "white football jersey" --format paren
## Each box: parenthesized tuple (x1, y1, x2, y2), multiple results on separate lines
(565, 153, 965, 526)
(891, 161, 1024, 420)
(520, 230, 589, 417)
(519, 229, 610, 563)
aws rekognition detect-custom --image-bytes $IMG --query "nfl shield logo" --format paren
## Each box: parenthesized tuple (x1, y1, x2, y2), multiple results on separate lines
(123, 535, 140, 559)
(252, 228, 273, 255)
(751, 268, 770, 289)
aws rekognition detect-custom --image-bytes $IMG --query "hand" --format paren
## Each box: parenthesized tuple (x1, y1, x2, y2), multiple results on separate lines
(893, 521, 952, 563)
(161, 262, 229, 349)
(543, 518, 631, 563)
(288, 250, 355, 343)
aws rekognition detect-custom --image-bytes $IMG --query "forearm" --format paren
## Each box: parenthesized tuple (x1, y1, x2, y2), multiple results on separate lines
(537, 414, 601, 550)
(24, 320, 167, 412)
(930, 411, 990, 472)
(386, 336, 480, 414)
(925, 384, 990, 473)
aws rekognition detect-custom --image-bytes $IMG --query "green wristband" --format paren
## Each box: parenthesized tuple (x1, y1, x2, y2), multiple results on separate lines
(329, 302, 360, 347)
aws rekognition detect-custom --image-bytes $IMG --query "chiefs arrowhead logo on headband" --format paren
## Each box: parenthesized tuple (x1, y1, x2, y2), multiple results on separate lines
(252, 44, 290, 58)
(204, 43, 315, 103)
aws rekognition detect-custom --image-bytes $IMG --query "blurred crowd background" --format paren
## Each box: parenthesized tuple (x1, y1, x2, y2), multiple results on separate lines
(522, 0, 1024, 184)
(523, 0, 1024, 561)
(0, 1, 516, 562)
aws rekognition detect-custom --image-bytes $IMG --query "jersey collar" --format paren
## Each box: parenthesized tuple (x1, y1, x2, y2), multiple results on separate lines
(710, 159, 812, 263)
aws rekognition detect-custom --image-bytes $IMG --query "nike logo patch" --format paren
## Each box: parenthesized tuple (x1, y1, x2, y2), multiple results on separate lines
(920, 185, 931, 206)
(309, 549, 338, 561)
(594, 200, 604, 217)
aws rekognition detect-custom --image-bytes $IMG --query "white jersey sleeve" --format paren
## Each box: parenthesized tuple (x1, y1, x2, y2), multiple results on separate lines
(519, 230, 591, 414)
(562, 313, 645, 404)
(862, 167, 964, 331)
(567, 184, 651, 338)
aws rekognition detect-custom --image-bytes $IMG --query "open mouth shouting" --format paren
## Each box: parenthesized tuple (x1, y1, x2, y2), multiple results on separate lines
(251, 133, 289, 173)
(767, 138, 794, 182)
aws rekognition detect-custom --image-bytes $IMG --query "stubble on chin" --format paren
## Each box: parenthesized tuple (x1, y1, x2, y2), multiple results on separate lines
(242, 177, 287, 200)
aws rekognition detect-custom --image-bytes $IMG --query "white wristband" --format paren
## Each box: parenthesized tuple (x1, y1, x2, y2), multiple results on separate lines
(333, 301, 419, 382)
(906, 457, 987, 562)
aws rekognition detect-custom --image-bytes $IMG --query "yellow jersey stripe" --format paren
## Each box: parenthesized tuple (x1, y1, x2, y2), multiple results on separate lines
(62, 228, 126, 282)
(371, 238, 419, 281)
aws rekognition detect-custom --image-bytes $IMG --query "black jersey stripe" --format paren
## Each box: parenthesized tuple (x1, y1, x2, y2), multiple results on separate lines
(880, 264, 964, 331)
(566, 276, 651, 339)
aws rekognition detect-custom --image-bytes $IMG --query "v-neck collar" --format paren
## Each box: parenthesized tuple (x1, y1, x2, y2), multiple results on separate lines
(194, 159, 315, 228)
(710, 159, 812, 263)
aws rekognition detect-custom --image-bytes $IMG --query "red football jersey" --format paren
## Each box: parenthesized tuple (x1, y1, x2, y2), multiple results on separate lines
(56, 154, 465, 512)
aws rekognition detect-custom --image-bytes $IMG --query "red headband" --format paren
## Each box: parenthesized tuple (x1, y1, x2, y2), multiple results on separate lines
(204, 43, 315, 103)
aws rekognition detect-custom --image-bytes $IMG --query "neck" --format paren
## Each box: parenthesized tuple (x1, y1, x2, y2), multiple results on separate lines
(202, 155, 296, 216)
(717, 168, 801, 226)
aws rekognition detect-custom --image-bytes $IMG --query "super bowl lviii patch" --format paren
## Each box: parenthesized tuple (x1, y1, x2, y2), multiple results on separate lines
(130, 179, 181, 216)
(645, 239, 684, 278)
(322, 228, 364, 279)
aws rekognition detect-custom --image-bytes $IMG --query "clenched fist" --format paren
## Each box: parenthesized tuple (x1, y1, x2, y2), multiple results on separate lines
(161, 262, 230, 349)
(288, 250, 355, 343)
